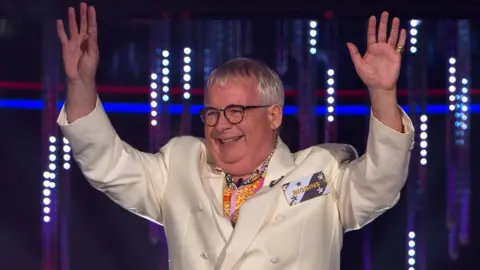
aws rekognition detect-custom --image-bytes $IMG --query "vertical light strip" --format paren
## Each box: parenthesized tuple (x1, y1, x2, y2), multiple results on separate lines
(150, 49, 160, 127)
(413, 19, 426, 168)
(419, 115, 428, 166)
(409, 20, 420, 54)
(407, 18, 422, 270)
(448, 57, 457, 112)
(147, 21, 171, 270)
(309, 20, 317, 55)
(326, 69, 335, 123)
(62, 137, 71, 170)
(42, 135, 57, 223)
(456, 19, 471, 247)
(41, 21, 61, 268)
(455, 78, 469, 145)
(204, 22, 214, 85)
(324, 18, 338, 144)
(182, 47, 192, 100)
(60, 135, 71, 269)
(161, 50, 171, 103)
(445, 20, 459, 260)
(295, 19, 315, 150)
(150, 49, 170, 127)
(407, 231, 416, 270)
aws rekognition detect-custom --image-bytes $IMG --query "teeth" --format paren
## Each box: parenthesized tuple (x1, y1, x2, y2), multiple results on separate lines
(221, 136, 242, 143)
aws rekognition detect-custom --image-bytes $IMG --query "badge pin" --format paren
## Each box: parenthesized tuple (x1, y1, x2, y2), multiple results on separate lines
(269, 176, 284, 188)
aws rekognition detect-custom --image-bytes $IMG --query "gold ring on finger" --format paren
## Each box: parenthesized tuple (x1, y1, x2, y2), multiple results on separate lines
(396, 46, 404, 54)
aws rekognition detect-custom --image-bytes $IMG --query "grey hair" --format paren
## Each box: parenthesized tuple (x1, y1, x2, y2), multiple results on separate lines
(205, 58, 285, 106)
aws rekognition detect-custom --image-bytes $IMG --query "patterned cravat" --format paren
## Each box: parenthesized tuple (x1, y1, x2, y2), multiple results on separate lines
(216, 151, 274, 226)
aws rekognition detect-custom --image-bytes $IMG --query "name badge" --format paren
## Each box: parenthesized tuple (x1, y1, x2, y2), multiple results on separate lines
(282, 172, 330, 206)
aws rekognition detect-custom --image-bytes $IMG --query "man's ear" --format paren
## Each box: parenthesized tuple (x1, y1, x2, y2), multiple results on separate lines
(268, 104, 283, 129)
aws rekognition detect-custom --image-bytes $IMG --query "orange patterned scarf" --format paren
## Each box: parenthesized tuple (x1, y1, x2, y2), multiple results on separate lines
(216, 151, 274, 226)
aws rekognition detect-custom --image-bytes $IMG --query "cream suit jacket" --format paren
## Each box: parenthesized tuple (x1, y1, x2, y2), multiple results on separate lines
(57, 99, 414, 270)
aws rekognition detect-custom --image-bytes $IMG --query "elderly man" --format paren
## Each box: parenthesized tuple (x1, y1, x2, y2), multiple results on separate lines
(56, 3, 413, 270)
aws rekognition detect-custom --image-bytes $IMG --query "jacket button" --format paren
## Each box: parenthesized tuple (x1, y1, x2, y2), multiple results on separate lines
(200, 251, 208, 259)
(197, 203, 204, 211)
(270, 256, 279, 263)
(275, 214, 284, 221)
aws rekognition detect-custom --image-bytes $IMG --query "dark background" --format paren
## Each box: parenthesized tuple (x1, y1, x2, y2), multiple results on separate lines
(1, 2, 479, 270)
(2, 0, 480, 19)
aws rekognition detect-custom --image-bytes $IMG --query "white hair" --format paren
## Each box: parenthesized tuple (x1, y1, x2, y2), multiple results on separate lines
(205, 58, 285, 106)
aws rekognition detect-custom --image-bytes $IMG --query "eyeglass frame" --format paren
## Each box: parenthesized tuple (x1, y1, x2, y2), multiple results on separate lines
(200, 104, 272, 126)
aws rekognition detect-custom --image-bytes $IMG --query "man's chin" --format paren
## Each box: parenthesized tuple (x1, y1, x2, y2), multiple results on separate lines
(213, 150, 246, 167)
(217, 154, 243, 165)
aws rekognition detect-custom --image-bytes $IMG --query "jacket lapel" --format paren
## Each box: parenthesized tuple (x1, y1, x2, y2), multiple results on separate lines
(200, 142, 234, 242)
(218, 139, 296, 270)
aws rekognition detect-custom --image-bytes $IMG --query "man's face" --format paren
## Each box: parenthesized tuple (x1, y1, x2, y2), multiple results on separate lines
(204, 77, 282, 176)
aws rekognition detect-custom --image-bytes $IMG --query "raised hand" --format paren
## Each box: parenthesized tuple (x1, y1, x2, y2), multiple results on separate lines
(57, 2, 99, 83)
(346, 12, 406, 93)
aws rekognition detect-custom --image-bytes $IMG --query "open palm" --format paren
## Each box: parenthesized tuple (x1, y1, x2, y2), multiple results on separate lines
(57, 3, 99, 83)
(347, 12, 407, 92)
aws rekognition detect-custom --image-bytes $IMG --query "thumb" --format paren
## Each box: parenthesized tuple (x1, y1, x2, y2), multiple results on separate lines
(346, 42, 363, 67)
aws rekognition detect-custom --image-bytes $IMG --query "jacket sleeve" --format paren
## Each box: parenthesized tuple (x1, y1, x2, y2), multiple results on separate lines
(57, 98, 176, 224)
(331, 108, 414, 231)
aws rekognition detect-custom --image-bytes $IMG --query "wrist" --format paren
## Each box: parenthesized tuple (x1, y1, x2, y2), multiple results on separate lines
(369, 89, 403, 133)
(370, 89, 397, 106)
(66, 78, 96, 91)
(65, 79, 97, 123)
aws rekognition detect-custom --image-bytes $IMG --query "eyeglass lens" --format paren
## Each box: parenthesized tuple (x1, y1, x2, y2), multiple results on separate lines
(202, 106, 245, 126)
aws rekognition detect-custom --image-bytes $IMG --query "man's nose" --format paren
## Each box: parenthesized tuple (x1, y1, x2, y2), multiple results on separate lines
(215, 112, 233, 131)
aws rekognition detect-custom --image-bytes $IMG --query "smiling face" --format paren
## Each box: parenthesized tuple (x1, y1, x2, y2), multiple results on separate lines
(204, 76, 282, 177)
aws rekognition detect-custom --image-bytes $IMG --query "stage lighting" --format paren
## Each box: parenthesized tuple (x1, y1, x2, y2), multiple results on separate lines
(309, 21, 317, 55)
(326, 69, 335, 122)
(149, 49, 160, 127)
(448, 57, 457, 112)
(161, 50, 171, 103)
(149, 49, 170, 126)
(183, 47, 192, 100)
(407, 231, 416, 269)
(455, 78, 469, 145)
(62, 137, 71, 170)
(409, 20, 420, 54)
(43, 135, 57, 223)
(419, 115, 428, 165)
(149, 71, 158, 127)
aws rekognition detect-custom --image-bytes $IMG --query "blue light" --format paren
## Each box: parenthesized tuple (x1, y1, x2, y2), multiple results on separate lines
(0, 99, 479, 115)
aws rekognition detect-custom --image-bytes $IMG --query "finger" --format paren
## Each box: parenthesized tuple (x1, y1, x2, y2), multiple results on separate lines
(56, 20, 68, 44)
(377, 11, 389, 43)
(87, 6, 98, 47)
(388, 17, 400, 47)
(79, 2, 88, 36)
(346, 42, 363, 67)
(68, 7, 78, 38)
(397, 28, 407, 49)
(367, 16, 377, 47)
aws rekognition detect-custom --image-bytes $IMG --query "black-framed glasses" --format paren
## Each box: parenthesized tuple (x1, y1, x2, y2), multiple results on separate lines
(200, 104, 271, 126)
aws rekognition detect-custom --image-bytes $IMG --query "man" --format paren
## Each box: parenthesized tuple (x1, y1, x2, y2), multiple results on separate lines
(56, 3, 413, 270)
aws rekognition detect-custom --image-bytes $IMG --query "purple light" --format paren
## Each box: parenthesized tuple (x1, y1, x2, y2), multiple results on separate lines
(406, 18, 421, 270)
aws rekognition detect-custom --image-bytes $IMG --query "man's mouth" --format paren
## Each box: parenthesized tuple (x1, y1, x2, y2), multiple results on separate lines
(216, 136, 244, 144)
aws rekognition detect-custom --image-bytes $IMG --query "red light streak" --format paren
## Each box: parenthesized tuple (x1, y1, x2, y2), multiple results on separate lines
(1, 80, 478, 96)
